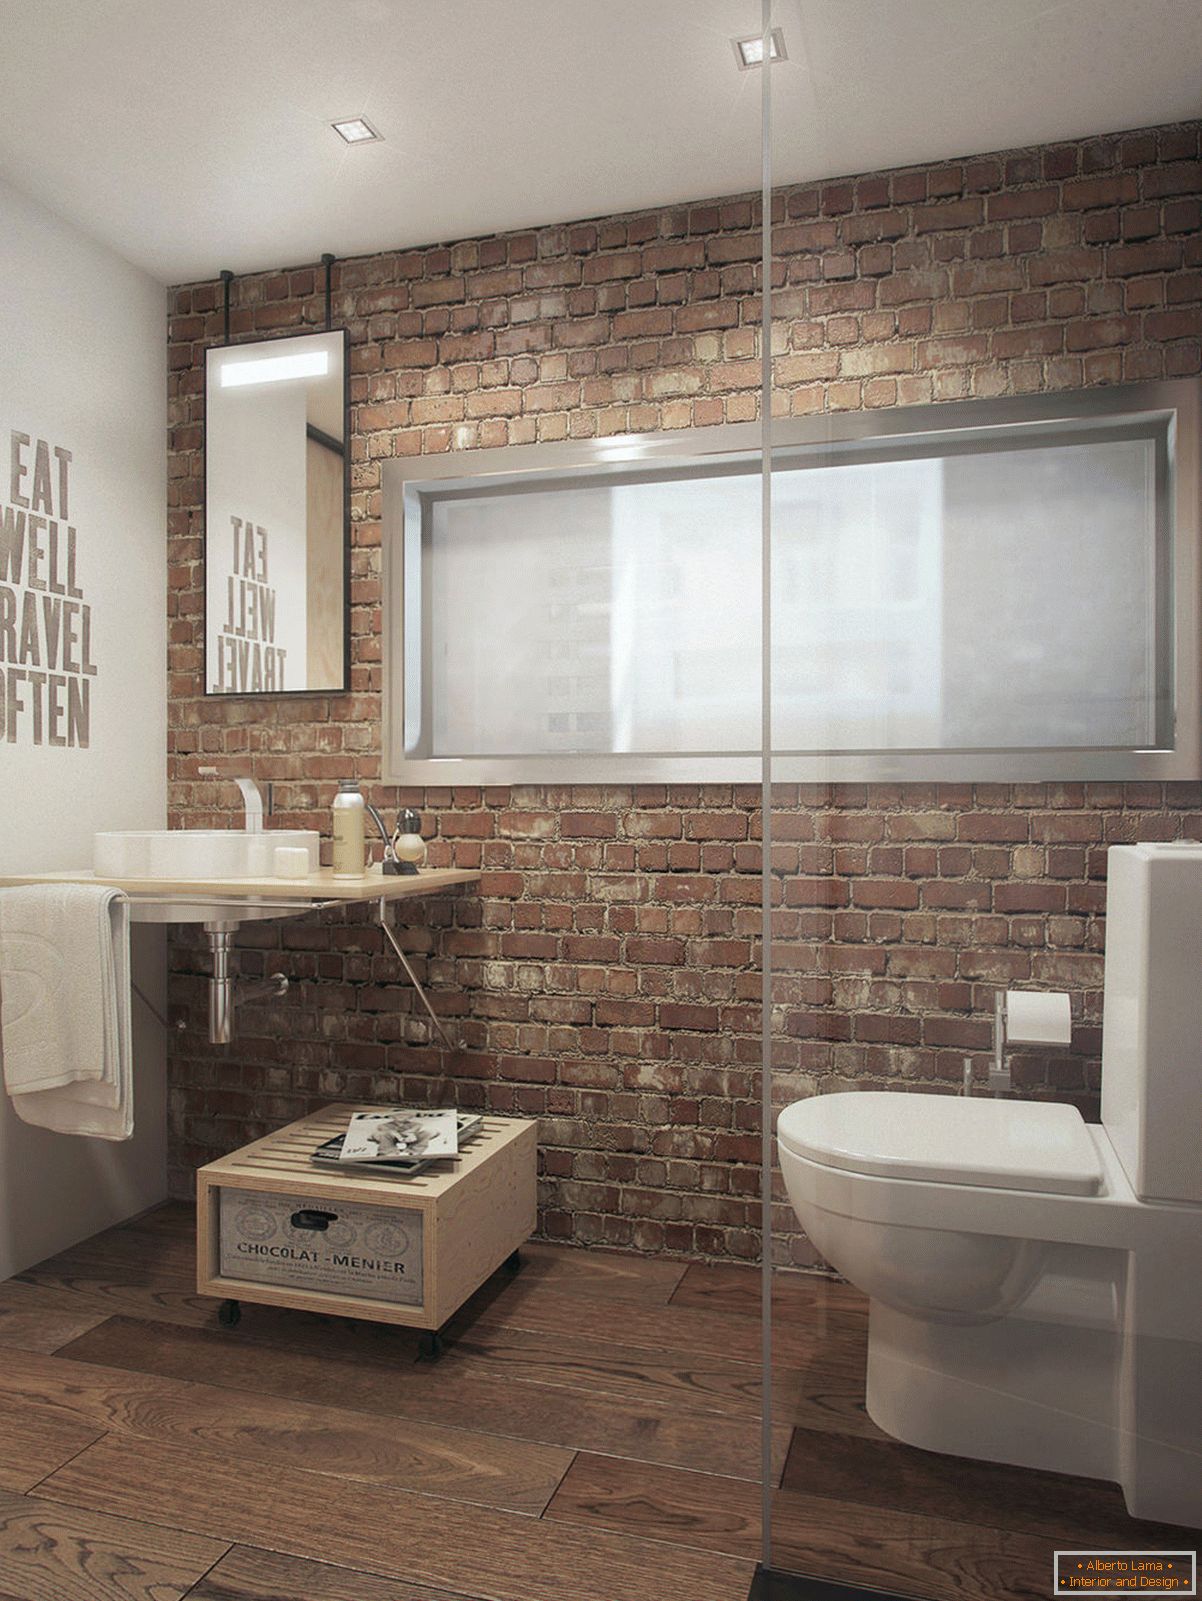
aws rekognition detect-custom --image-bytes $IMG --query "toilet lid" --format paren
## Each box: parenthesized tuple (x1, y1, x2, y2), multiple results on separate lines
(778, 1092, 1103, 1195)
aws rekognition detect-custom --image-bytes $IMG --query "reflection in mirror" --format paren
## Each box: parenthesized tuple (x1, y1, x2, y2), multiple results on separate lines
(204, 328, 348, 695)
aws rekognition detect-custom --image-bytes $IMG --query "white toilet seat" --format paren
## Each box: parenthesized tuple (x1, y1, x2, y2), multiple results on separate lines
(778, 1097, 1157, 1252)
(778, 1090, 1103, 1196)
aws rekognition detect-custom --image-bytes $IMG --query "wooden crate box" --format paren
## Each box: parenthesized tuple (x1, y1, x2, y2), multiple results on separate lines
(197, 1104, 537, 1337)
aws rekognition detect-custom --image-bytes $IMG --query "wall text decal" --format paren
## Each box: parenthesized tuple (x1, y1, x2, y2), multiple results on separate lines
(0, 430, 96, 747)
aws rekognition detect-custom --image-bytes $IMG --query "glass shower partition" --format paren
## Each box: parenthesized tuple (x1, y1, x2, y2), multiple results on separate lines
(759, 5, 1201, 1596)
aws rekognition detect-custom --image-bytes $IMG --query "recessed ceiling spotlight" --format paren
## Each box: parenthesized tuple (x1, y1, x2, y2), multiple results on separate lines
(732, 28, 786, 69)
(331, 116, 382, 145)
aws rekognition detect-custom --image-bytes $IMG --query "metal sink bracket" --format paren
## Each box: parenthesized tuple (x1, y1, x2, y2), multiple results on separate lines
(121, 891, 455, 1050)
(377, 895, 454, 1052)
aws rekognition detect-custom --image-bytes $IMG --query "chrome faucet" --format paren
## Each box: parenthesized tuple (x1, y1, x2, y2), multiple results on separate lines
(234, 777, 266, 833)
(199, 768, 272, 832)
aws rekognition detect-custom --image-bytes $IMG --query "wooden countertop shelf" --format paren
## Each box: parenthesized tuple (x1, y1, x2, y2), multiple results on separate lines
(0, 866, 480, 903)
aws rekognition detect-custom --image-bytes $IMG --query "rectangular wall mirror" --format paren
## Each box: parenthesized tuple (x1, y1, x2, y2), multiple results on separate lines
(204, 328, 348, 695)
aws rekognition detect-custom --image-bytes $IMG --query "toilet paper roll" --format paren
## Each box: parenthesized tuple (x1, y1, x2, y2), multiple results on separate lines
(1005, 989, 1072, 1047)
(274, 846, 311, 879)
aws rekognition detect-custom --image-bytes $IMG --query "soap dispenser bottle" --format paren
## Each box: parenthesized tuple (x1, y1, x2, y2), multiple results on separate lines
(332, 780, 366, 877)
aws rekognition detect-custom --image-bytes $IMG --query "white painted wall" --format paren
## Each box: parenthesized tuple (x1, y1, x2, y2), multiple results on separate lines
(0, 174, 167, 1280)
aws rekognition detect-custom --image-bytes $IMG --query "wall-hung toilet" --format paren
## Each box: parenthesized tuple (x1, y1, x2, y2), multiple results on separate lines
(778, 842, 1202, 1528)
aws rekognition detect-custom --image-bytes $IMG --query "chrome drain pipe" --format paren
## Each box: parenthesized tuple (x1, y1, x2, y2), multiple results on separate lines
(205, 924, 236, 1046)
(239, 973, 290, 1007)
(201, 923, 290, 1046)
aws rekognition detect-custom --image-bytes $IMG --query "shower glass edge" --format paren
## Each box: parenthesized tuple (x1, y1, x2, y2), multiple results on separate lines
(756, 7, 1198, 1593)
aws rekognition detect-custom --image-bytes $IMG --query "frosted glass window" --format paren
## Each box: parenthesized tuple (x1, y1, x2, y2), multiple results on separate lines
(772, 456, 945, 751)
(771, 437, 1158, 751)
(387, 383, 1193, 782)
(425, 477, 761, 756)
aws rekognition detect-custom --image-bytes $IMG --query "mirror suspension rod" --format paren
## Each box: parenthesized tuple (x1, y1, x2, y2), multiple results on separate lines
(219, 269, 234, 345)
(321, 253, 335, 330)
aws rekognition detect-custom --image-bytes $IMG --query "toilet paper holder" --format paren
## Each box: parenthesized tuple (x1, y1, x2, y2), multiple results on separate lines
(986, 989, 1073, 1095)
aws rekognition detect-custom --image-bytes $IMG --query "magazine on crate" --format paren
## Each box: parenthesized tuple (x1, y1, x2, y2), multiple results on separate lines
(310, 1112, 484, 1178)
(340, 1109, 460, 1163)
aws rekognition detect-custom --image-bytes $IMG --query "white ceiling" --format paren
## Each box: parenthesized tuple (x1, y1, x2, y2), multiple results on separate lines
(0, 0, 1198, 285)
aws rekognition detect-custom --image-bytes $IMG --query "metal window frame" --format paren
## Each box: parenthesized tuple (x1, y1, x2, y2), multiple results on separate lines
(381, 378, 1201, 787)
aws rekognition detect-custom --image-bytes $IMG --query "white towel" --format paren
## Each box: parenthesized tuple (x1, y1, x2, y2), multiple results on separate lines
(0, 883, 133, 1140)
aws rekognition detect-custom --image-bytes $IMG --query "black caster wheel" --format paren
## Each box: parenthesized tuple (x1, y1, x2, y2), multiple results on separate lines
(417, 1330, 445, 1362)
(504, 1249, 522, 1275)
(217, 1299, 241, 1328)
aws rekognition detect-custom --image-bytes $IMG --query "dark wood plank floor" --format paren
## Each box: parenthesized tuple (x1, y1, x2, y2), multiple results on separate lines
(0, 1202, 1195, 1601)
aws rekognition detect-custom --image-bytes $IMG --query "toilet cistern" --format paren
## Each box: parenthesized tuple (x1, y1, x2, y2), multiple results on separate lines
(988, 988, 1072, 1094)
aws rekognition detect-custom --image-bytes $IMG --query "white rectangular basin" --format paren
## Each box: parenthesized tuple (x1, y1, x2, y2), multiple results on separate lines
(94, 829, 321, 881)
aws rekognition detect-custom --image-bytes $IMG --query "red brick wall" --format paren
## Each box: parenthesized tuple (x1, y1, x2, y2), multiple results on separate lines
(166, 121, 1202, 1264)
